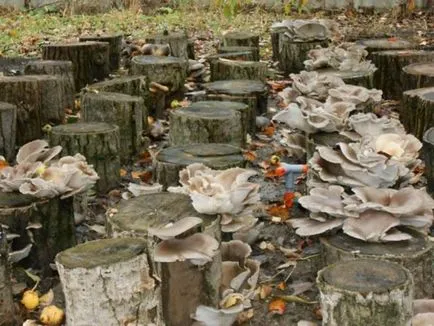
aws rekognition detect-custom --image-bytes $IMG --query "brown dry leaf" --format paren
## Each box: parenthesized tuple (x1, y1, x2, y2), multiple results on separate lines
(39, 289, 54, 307)
(262, 125, 275, 137)
(237, 309, 254, 324)
(277, 282, 286, 290)
(136, 151, 152, 164)
(268, 298, 286, 315)
(131, 170, 152, 182)
(259, 285, 273, 299)
(120, 168, 128, 177)
(279, 246, 301, 259)
(313, 306, 322, 320)
(243, 150, 257, 162)
(266, 204, 290, 220)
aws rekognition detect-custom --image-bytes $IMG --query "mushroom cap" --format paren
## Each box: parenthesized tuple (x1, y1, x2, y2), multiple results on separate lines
(148, 216, 203, 240)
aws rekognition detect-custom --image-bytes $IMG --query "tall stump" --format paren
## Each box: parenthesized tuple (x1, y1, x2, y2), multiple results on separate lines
(0, 75, 66, 145)
(107, 192, 221, 326)
(207, 51, 256, 63)
(0, 193, 76, 276)
(42, 42, 110, 91)
(317, 259, 414, 326)
(320, 230, 433, 298)
(217, 46, 259, 62)
(154, 143, 245, 189)
(49, 123, 121, 193)
(402, 63, 434, 92)
(81, 92, 148, 163)
(169, 101, 246, 147)
(316, 68, 374, 88)
(222, 31, 260, 60)
(0, 102, 16, 162)
(79, 34, 123, 71)
(356, 38, 416, 59)
(423, 127, 434, 194)
(56, 238, 162, 326)
(401, 87, 434, 139)
(146, 31, 189, 60)
(210, 59, 267, 82)
(0, 226, 17, 326)
(371, 50, 434, 99)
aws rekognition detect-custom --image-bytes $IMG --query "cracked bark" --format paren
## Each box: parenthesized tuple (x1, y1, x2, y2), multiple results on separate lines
(0, 102, 16, 162)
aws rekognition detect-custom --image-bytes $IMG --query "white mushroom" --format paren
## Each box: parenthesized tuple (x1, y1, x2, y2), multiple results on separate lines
(327, 85, 382, 109)
(148, 216, 203, 240)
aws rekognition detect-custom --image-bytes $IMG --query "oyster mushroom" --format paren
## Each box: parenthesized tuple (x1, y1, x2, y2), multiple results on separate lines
(289, 71, 345, 101)
(191, 303, 244, 326)
(271, 20, 330, 42)
(148, 216, 203, 240)
(327, 85, 382, 109)
(16, 139, 62, 164)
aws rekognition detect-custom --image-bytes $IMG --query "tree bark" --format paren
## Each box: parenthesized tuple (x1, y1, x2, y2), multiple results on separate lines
(210, 58, 267, 82)
(81, 92, 148, 163)
(49, 122, 121, 193)
(0, 75, 66, 145)
(423, 127, 434, 195)
(217, 46, 259, 61)
(0, 226, 17, 326)
(0, 193, 76, 276)
(356, 38, 416, 59)
(320, 229, 433, 299)
(154, 144, 245, 190)
(316, 68, 374, 89)
(402, 62, 434, 93)
(222, 31, 260, 60)
(207, 51, 256, 63)
(169, 101, 246, 148)
(42, 42, 110, 91)
(401, 87, 434, 139)
(371, 50, 434, 99)
(317, 259, 414, 326)
(79, 34, 123, 72)
(56, 238, 162, 326)
(107, 192, 221, 326)
(187, 39, 195, 60)
(271, 31, 279, 62)
(88, 75, 147, 97)
(146, 31, 189, 60)
(0, 102, 16, 162)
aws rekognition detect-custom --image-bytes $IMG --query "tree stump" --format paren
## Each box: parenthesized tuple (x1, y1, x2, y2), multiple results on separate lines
(402, 63, 434, 93)
(320, 229, 433, 298)
(210, 59, 267, 82)
(222, 31, 260, 59)
(87, 75, 147, 97)
(271, 31, 279, 62)
(24, 60, 75, 111)
(217, 46, 260, 61)
(79, 34, 123, 71)
(81, 92, 148, 163)
(401, 87, 434, 139)
(0, 57, 36, 76)
(0, 193, 76, 276)
(207, 51, 256, 63)
(356, 38, 416, 59)
(146, 31, 189, 60)
(423, 127, 434, 195)
(56, 238, 162, 326)
(371, 50, 434, 99)
(203, 79, 268, 116)
(316, 68, 374, 89)
(49, 123, 121, 193)
(107, 192, 221, 326)
(0, 75, 66, 145)
(169, 101, 246, 147)
(0, 102, 16, 162)
(42, 42, 110, 91)
(278, 37, 329, 74)
(317, 259, 414, 326)
(0, 226, 17, 326)
(154, 143, 245, 189)
(187, 39, 195, 60)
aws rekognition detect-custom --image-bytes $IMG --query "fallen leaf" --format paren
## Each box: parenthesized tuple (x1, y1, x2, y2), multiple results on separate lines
(119, 168, 128, 177)
(262, 125, 275, 137)
(266, 205, 290, 220)
(268, 298, 286, 315)
(278, 295, 318, 305)
(277, 282, 287, 290)
(39, 289, 54, 307)
(136, 151, 152, 164)
(259, 285, 273, 299)
(242, 150, 257, 162)
(277, 261, 297, 270)
(279, 246, 301, 259)
(237, 308, 254, 324)
(284, 192, 296, 208)
(289, 282, 314, 296)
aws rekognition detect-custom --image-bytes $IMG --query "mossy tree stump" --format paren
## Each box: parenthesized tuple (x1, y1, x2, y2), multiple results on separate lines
(222, 31, 260, 59)
(81, 92, 148, 163)
(317, 259, 414, 326)
(107, 192, 221, 326)
(24, 60, 75, 111)
(79, 34, 123, 71)
(49, 123, 121, 193)
(169, 101, 246, 148)
(207, 51, 256, 64)
(154, 144, 245, 189)
(146, 31, 189, 60)
(356, 38, 416, 59)
(210, 59, 267, 82)
(320, 230, 433, 298)
(401, 87, 434, 139)
(423, 127, 434, 194)
(56, 238, 162, 326)
(0, 102, 16, 162)
(42, 42, 110, 91)
(203, 79, 268, 116)
(0, 193, 76, 276)
(0, 226, 17, 326)
(402, 63, 434, 92)
(0, 75, 66, 145)
(371, 50, 434, 99)
(316, 68, 374, 89)
(217, 46, 260, 61)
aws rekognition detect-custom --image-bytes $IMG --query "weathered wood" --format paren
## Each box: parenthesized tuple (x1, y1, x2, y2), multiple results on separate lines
(0, 193, 76, 276)
(0, 226, 17, 326)
(401, 87, 434, 139)
(207, 51, 255, 63)
(279, 36, 329, 74)
(56, 238, 162, 326)
(0, 57, 36, 76)
(402, 62, 434, 92)
(87, 75, 147, 97)
(423, 127, 434, 194)
(81, 92, 148, 163)
(79, 34, 123, 71)
(0, 102, 16, 162)
(24, 60, 75, 111)
(187, 39, 195, 60)
(271, 31, 279, 62)
(107, 192, 221, 326)
(169, 101, 246, 147)
(320, 230, 433, 298)
(210, 59, 267, 82)
(316, 68, 375, 88)
(155, 144, 245, 189)
(222, 31, 260, 60)
(371, 50, 434, 99)
(317, 259, 413, 326)
(0, 75, 66, 145)
(49, 123, 121, 193)
(217, 46, 259, 61)
(146, 31, 189, 60)
(42, 42, 110, 91)
(356, 38, 416, 59)
(203, 79, 268, 116)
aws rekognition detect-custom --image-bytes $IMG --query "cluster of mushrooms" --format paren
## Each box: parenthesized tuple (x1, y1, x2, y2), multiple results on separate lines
(271, 19, 330, 42)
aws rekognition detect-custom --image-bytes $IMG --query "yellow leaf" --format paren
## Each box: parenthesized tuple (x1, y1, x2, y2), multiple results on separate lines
(119, 168, 127, 177)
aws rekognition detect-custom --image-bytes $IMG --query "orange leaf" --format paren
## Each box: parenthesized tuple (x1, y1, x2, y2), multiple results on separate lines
(268, 298, 286, 315)
(119, 168, 127, 177)
(243, 150, 257, 162)
(136, 151, 152, 164)
(284, 192, 295, 208)
(265, 169, 281, 179)
(388, 37, 398, 42)
(266, 204, 290, 220)
(131, 170, 153, 183)
(277, 282, 287, 290)
(262, 125, 275, 137)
